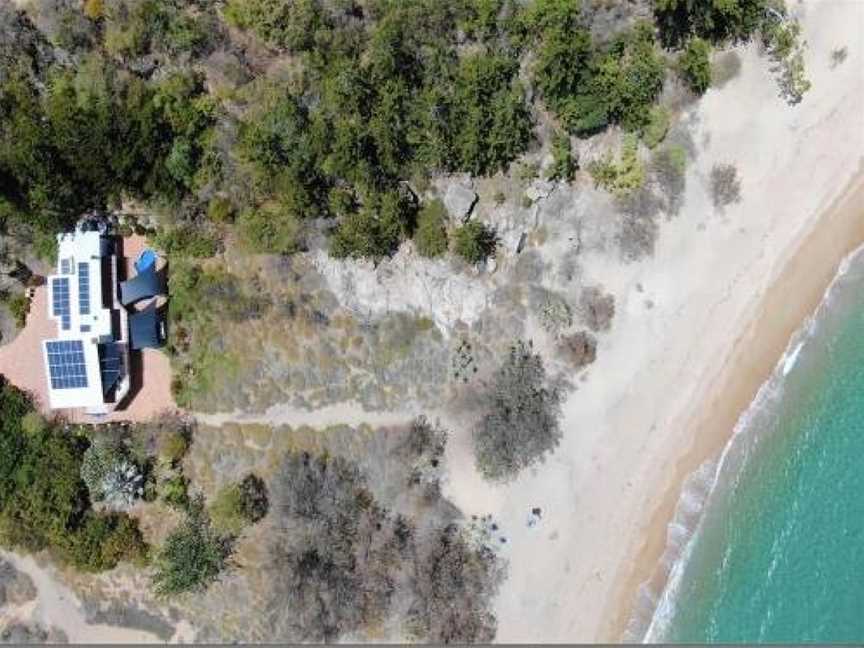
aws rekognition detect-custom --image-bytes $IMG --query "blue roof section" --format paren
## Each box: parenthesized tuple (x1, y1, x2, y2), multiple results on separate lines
(129, 301, 162, 350)
(120, 266, 163, 307)
(45, 340, 88, 390)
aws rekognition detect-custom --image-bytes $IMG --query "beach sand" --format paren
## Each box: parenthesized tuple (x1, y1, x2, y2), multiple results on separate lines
(440, 0, 864, 642)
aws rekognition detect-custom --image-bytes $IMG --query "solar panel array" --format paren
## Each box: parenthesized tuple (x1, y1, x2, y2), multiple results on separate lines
(45, 340, 88, 390)
(78, 262, 90, 315)
(99, 343, 122, 396)
(51, 277, 71, 330)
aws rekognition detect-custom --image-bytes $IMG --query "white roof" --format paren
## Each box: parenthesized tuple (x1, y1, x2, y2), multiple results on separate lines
(43, 229, 115, 411)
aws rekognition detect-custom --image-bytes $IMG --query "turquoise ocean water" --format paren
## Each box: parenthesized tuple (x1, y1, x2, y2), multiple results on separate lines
(643, 246, 864, 643)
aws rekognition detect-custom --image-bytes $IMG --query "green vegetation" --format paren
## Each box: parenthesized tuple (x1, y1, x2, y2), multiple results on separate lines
(152, 497, 233, 597)
(0, 377, 148, 572)
(453, 221, 497, 265)
(414, 199, 449, 258)
(547, 130, 578, 182)
(0, 291, 30, 328)
(0, 0, 804, 261)
(209, 474, 269, 536)
(589, 134, 645, 196)
(641, 106, 671, 149)
(679, 37, 713, 94)
(166, 261, 268, 408)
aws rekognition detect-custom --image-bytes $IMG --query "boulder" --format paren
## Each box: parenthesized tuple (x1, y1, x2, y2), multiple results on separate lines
(443, 184, 478, 222)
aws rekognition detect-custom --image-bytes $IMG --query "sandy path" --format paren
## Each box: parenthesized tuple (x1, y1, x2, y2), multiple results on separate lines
(195, 399, 414, 428)
(439, 1, 864, 642)
(0, 552, 162, 643)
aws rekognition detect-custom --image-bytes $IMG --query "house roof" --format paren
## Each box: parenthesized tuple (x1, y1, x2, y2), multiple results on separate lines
(129, 301, 161, 350)
(120, 266, 163, 307)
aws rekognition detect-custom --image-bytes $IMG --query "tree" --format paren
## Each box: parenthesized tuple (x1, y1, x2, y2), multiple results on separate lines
(679, 37, 713, 94)
(152, 497, 232, 597)
(473, 340, 562, 481)
(413, 199, 449, 258)
(453, 221, 497, 265)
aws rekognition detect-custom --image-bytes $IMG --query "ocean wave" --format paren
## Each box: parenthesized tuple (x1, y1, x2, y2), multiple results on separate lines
(626, 243, 864, 644)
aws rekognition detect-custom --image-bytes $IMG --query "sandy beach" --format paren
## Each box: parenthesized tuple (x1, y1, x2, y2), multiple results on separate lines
(440, 0, 864, 641)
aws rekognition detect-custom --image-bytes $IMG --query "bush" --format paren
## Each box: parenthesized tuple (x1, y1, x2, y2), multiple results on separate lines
(472, 340, 562, 481)
(209, 474, 269, 536)
(641, 106, 671, 150)
(558, 331, 597, 369)
(238, 203, 302, 255)
(0, 379, 148, 571)
(579, 287, 616, 332)
(547, 130, 578, 182)
(155, 225, 219, 259)
(679, 37, 713, 94)
(158, 429, 190, 464)
(413, 199, 449, 258)
(152, 497, 232, 597)
(267, 451, 405, 642)
(709, 163, 742, 208)
(589, 134, 645, 196)
(453, 221, 497, 265)
(1, 292, 30, 328)
(81, 439, 144, 508)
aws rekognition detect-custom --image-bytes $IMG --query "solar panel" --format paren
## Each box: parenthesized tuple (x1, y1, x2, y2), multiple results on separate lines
(60, 258, 71, 275)
(78, 262, 90, 315)
(99, 343, 122, 396)
(45, 340, 89, 390)
(51, 277, 71, 330)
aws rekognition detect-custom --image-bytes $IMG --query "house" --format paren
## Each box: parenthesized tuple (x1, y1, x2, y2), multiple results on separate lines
(41, 223, 165, 415)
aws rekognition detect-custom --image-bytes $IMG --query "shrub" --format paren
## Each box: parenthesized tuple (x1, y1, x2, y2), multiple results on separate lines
(650, 144, 687, 215)
(709, 163, 742, 208)
(641, 106, 671, 150)
(267, 452, 405, 642)
(579, 287, 616, 332)
(558, 331, 598, 369)
(413, 199, 449, 258)
(453, 221, 497, 265)
(0, 379, 149, 572)
(158, 429, 190, 464)
(155, 225, 218, 259)
(679, 37, 713, 94)
(472, 340, 562, 481)
(160, 474, 190, 510)
(209, 474, 269, 536)
(589, 134, 645, 196)
(238, 203, 302, 255)
(81, 439, 143, 508)
(547, 130, 577, 182)
(152, 497, 232, 597)
(64, 512, 149, 572)
(1, 292, 30, 328)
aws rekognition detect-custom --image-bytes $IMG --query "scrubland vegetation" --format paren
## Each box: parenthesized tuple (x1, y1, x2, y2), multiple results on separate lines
(0, 0, 809, 267)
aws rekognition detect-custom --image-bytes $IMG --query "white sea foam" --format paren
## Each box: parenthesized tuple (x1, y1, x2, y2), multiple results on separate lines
(628, 243, 864, 644)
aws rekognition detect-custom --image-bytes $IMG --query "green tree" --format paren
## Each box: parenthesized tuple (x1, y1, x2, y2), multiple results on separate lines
(679, 37, 713, 94)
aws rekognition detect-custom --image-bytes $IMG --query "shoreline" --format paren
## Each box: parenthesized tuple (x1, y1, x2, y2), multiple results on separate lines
(606, 168, 864, 642)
